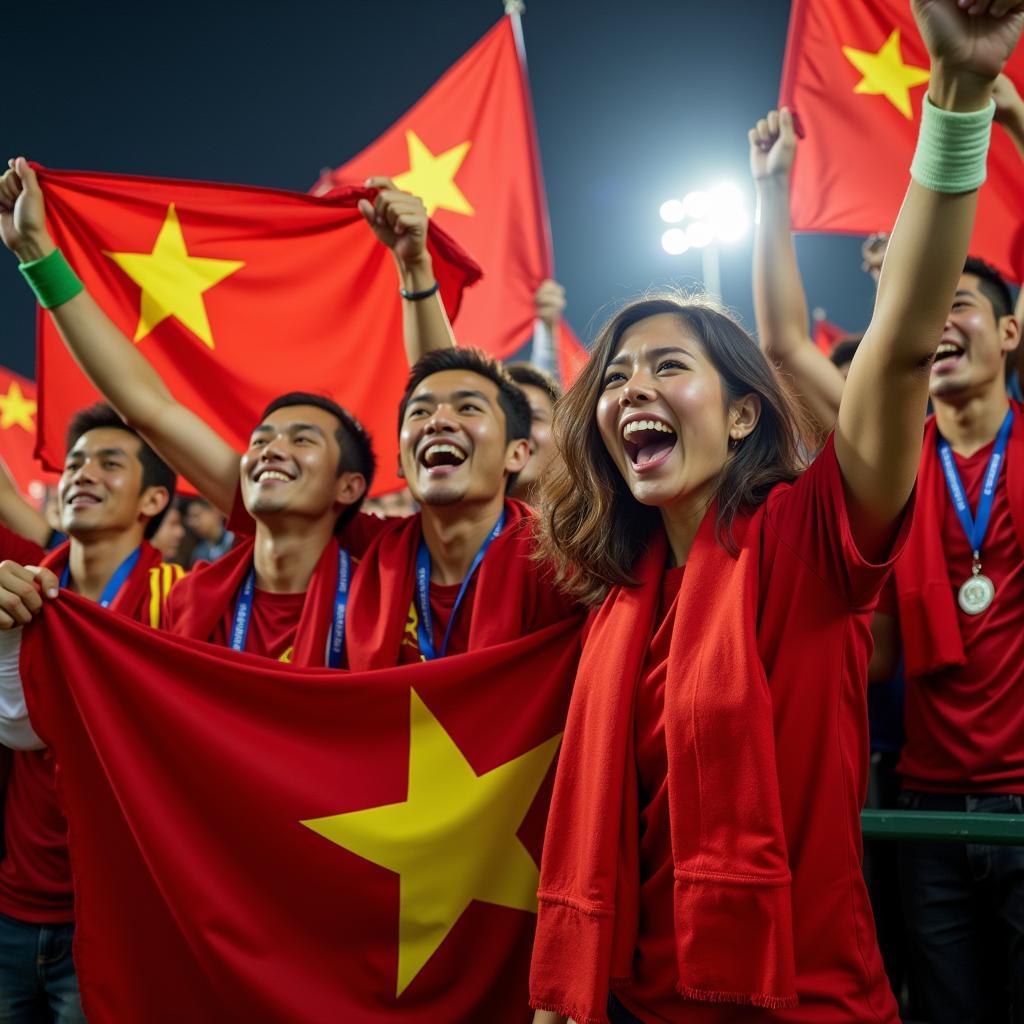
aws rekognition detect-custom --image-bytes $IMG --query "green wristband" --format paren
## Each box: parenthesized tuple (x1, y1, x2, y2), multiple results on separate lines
(18, 248, 84, 309)
(910, 97, 995, 194)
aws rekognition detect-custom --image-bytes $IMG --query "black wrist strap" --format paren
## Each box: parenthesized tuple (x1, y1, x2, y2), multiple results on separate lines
(400, 281, 440, 301)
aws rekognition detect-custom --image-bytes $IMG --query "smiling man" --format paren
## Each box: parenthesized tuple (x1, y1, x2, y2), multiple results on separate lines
(0, 402, 179, 1023)
(867, 255, 1024, 1020)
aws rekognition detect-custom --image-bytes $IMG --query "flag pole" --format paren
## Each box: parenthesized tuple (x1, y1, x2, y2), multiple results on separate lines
(503, 0, 561, 378)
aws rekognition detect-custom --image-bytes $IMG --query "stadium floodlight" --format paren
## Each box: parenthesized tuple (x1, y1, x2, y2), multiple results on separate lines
(658, 180, 750, 299)
(659, 199, 686, 224)
(661, 228, 691, 255)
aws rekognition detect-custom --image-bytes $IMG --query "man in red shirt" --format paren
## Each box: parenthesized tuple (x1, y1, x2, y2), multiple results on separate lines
(0, 403, 179, 1024)
(870, 257, 1024, 1023)
(1, 161, 574, 669)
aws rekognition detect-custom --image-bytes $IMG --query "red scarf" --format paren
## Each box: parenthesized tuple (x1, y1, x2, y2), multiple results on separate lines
(165, 536, 344, 667)
(345, 499, 573, 670)
(530, 509, 797, 1024)
(41, 540, 167, 623)
(893, 403, 1024, 680)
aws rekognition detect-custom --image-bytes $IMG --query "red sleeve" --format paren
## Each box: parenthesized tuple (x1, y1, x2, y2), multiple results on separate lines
(763, 436, 913, 611)
(875, 574, 898, 618)
(339, 512, 394, 560)
(0, 523, 46, 566)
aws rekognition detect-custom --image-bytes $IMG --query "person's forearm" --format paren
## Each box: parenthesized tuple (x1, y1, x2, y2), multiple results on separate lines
(398, 253, 456, 365)
(0, 462, 51, 548)
(532, 1011, 568, 1024)
(753, 177, 811, 360)
(754, 177, 844, 431)
(0, 627, 43, 750)
(1000, 102, 1024, 159)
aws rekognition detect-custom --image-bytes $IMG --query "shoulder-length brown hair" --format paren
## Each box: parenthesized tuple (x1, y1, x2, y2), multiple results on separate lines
(539, 293, 809, 606)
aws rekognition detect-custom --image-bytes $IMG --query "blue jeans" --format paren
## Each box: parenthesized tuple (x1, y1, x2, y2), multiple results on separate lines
(0, 911, 86, 1023)
(899, 790, 1024, 1024)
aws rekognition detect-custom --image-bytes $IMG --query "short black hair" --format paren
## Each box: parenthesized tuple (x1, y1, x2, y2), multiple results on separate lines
(505, 361, 562, 405)
(64, 403, 176, 539)
(398, 348, 533, 493)
(963, 256, 1014, 321)
(399, 348, 532, 442)
(258, 392, 376, 527)
(829, 336, 862, 369)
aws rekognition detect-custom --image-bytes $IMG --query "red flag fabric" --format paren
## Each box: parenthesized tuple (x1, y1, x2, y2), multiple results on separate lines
(21, 594, 579, 1023)
(0, 366, 57, 504)
(33, 168, 481, 495)
(316, 16, 588, 382)
(812, 316, 852, 355)
(780, 0, 1024, 282)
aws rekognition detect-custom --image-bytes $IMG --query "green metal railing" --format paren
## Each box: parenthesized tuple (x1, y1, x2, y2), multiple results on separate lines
(861, 810, 1024, 845)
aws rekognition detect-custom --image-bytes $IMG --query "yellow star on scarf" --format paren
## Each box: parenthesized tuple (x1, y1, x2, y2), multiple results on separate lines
(0, 382, 37, 432)
(105, 204, 245, 349)
(843, 29, 930, 119)
(393, 131, 475, 218)
(301, 689, 560, 997)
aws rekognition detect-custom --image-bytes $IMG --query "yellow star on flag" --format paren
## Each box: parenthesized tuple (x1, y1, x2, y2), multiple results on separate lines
(842, 29, 930, 119)
(301, 689, 560, 997)
(0, 382, 37, 433)
(393, 131, 475, 218)
(105, 204, 245, 349)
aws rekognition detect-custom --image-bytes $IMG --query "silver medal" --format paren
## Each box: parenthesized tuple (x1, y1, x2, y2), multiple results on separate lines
(958, 570, 995, 615)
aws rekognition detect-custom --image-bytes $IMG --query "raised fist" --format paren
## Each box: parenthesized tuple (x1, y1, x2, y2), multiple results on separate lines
(0, 158, 53, 261)
(535, 279, 566, 329)
(358, 178, 429, 271)
(912, 0, 1024, 85)
(749, 108, 798, 182)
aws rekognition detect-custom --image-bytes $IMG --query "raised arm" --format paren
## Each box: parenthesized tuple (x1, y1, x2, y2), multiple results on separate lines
(993, 71, 1024, 156)
(750, 108, 846, 435)
(0, 460, 51, 548)
(835, 0, 1024, 560)
(0, 159, 240, 514)
(358, 178, 456, 364)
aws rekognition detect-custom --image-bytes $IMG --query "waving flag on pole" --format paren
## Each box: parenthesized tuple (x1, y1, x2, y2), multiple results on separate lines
(32, 168, 481, 494)
(0, 366, 56, 503)
(780, 0, 1024, 280)
(314, 14, 589, 383)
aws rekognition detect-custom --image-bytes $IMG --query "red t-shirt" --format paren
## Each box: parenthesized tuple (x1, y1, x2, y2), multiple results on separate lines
(613, 442, 904, 1024)
(0, 526, 179, 924)
(207, 587, 307, 663)
(897, 437, 1024, 792)
(397, 577, 477, 664)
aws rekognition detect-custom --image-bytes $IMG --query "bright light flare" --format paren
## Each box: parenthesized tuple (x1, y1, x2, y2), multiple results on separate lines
(681, 190, 711, 220)
(685, 221, 714, 249)
(659, 199, 686, 224)
(707, 182, 748, 242)
(661, 228, 690, 255)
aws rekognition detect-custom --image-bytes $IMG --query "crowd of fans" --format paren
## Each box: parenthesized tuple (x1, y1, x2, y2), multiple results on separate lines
(0, 2, 1021, 1022)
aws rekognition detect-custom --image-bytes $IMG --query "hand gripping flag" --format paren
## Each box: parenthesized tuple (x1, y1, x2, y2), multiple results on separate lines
(21, 593, 580, 1023)
(780, 0, 1024, 281)
(32, 168, 481, 495)
(314, 15, 589, 384)
(0, 366, 56, 503)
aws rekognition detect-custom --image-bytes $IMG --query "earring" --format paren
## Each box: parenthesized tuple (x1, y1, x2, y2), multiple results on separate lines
(728, 435, 742, 450)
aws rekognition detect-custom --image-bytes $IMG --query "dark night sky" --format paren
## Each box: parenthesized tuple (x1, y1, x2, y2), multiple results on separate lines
(1, 0, 877, 380)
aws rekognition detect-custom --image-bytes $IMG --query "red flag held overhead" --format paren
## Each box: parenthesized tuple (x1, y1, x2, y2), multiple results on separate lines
(780, 0, 1024, 281)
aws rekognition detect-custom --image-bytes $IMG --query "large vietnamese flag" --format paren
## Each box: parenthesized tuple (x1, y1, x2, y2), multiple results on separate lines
(0, 366, 57, 503)
(33, 168, 481, 494)
(780, 0, 1024, 281)
(314, 15, 589, 382)
(22, 593, 580, 1023)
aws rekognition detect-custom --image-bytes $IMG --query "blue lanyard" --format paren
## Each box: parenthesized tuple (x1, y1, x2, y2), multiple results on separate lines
(415, 511, 505, 660)
(230, 547, 350, 668)
(59, 546, 142, 608)
(938, 409, 1013, 557)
